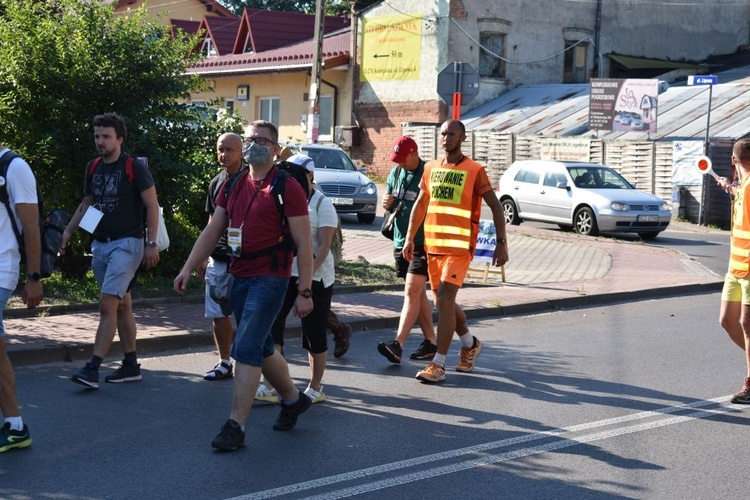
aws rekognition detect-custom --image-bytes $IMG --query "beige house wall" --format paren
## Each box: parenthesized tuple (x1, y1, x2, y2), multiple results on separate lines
(113, 0, 227, 24)
(191, 68, 353, 144)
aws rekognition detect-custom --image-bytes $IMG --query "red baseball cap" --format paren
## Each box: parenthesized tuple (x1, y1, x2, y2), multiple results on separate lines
(389, 136, 418, 164)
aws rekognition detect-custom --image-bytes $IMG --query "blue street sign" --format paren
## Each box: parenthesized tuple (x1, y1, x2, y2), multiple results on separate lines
(688, 75, 717, 86)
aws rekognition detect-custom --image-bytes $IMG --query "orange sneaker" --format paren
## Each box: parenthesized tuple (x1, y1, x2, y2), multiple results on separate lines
(456, 337, 483, 372)
(416, 362, 446, 383)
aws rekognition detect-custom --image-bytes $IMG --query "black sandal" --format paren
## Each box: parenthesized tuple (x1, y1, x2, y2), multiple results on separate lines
(203, 361, 233, 380)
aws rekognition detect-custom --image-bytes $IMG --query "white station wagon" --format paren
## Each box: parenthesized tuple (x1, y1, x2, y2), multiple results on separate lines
(497, 160, 671, 239)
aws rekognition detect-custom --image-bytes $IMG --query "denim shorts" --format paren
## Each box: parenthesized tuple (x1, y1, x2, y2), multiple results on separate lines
(0, 286, 12, 337)
(204, 258, 231, 319)
(230, 275, 289, 366)
(91, 237, 144, 298)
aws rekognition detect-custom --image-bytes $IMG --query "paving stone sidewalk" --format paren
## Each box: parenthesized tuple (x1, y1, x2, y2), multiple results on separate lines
(4, 222, 723, 366)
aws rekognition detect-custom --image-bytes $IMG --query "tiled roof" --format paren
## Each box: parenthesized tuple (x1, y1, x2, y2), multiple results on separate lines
(239, 8, 349, 54)
(187, 28, 351, 76)
(197, 16, 242, 56)
(170, 19, 201, 37)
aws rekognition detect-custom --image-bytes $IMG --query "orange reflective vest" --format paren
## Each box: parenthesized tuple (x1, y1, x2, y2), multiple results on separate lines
(730, 175, 750, 277)
(423, 156, 488, 256)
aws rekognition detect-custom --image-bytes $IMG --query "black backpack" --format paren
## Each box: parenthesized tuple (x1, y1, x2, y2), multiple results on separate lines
(222, 161, 310, 270)
(0, 150, 70, 278)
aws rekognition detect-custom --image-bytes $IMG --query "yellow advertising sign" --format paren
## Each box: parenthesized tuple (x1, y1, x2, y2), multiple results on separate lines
(360, 14, 422, 82)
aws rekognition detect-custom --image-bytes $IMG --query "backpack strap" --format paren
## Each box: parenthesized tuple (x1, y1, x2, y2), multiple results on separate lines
(0, 151, 23, 247)
(88, 155, 136, 183)
(232, 169, 296, 271)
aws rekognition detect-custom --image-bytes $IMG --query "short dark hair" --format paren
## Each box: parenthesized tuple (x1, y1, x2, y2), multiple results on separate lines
(249, 120, 278, 143)
(443, 119, 466, 135)
(734, 139, 750, 164)
(93, 113, 127, 141)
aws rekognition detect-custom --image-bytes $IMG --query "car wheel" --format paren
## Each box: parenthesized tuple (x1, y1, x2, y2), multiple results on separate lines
(638, 231, 660, 240)
(574, 207, 599, 236)
(357, 213, 376, 224)
(502, 199, 521, 226)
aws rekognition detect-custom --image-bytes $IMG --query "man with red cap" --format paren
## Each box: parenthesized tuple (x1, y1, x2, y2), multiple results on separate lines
(377, 136, 437, 365)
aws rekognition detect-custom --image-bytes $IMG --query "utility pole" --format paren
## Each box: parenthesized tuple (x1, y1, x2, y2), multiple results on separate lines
(307, 0, 326, 144)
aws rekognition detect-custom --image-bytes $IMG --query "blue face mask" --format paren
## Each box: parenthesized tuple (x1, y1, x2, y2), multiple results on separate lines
(243, 142, 271, 166)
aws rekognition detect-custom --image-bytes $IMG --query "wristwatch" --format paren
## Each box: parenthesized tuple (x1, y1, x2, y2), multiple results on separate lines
(498, 237, 507, 245)
(27, 272, 41, 282)
(298, 288, 312, 299)
(146, 240, 158, 248)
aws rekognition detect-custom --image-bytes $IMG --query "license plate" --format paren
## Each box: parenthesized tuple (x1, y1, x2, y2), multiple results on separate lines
(329, 197, 353, 206)
(637, 215, 659, 222)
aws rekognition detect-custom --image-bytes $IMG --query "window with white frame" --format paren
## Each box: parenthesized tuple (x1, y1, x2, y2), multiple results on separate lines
(201, 36, 216, 57)
(225, 99, 234, 115)
(564, 42, 588, 83)
(318, 95, 333, 141)
(259, 97, 280, 127)
(479, 32, 505, 79)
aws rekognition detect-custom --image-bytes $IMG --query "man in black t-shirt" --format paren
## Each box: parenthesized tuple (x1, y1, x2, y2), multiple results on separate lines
(61, 113, 162, 390)
(200, 133, 245, 381)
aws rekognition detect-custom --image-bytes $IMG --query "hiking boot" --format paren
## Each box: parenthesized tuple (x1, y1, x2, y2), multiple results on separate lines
(71, 363, 100, 389)
(731, 377, 750, 404)
(456, 337, 483, 373)
(0, 423, 32, 453)
(273, 391, 312, 431)
(105, 362, 142, 383)
(211, 419, 245, 451)
(255, 383, 280, 404)
(416, 362, 446, 383)
(303, 385, 325, 404)
(377, 340, 402, 364)
(410, 340, 437, 360)
(204, 361, 233, 381)
(333, 324, 352, 358)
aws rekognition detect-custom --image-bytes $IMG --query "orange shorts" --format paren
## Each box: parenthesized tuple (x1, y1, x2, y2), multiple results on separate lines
(427, 253, 472, 290)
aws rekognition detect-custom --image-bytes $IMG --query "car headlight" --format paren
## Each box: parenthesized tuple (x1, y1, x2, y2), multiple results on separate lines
(361, 182, 376, 195)
(611, 202, 630, 211)
(660, 202, 670, 211)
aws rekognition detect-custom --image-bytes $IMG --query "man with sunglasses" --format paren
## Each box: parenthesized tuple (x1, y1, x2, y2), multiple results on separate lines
(174, 120, 314, 451)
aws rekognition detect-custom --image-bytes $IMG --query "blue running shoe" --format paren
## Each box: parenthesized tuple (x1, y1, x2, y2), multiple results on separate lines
(0, 423, 32, 452)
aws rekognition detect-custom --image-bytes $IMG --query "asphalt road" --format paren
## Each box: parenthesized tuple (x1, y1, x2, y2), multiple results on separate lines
(3, 293, 747, 499)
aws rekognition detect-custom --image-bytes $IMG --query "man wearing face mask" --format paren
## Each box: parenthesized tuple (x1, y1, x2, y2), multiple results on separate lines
(174, 120, 314, 451)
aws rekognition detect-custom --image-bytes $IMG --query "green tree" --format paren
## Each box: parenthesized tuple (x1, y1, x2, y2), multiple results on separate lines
(0, 0, 244, 277)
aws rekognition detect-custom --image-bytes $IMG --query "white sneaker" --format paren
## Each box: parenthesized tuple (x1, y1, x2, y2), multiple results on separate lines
(255, 383, 279, 403)
(303, 385, 325, 404)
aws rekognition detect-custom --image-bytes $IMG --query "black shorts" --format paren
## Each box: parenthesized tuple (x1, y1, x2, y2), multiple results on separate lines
(394, 244, 429, 280)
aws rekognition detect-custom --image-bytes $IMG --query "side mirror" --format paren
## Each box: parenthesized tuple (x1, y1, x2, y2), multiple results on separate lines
(556, 181, 569, 190)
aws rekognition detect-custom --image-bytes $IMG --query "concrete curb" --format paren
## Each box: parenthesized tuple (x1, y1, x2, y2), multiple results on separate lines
(9, 280, 722, 367)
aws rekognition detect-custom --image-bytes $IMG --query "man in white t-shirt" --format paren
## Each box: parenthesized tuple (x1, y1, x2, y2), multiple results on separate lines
(0, 146, 43, 452)
(264, 154, 339, 404)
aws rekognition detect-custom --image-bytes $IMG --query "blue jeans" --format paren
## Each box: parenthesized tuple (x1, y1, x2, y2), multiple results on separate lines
(230, 276, 289, 366)
(0, 286, 12, 337)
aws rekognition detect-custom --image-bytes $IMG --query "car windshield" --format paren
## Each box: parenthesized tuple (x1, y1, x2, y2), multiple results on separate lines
(301, 148, 356, 171)
(567, 166, 633, 189)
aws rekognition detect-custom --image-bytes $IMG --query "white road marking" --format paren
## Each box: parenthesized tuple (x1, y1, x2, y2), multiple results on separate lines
(227, 396, 739, 500)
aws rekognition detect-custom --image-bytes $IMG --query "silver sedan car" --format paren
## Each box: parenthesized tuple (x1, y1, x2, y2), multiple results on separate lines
(300, 144, 378, 223)
(497, 160, 671, 239)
